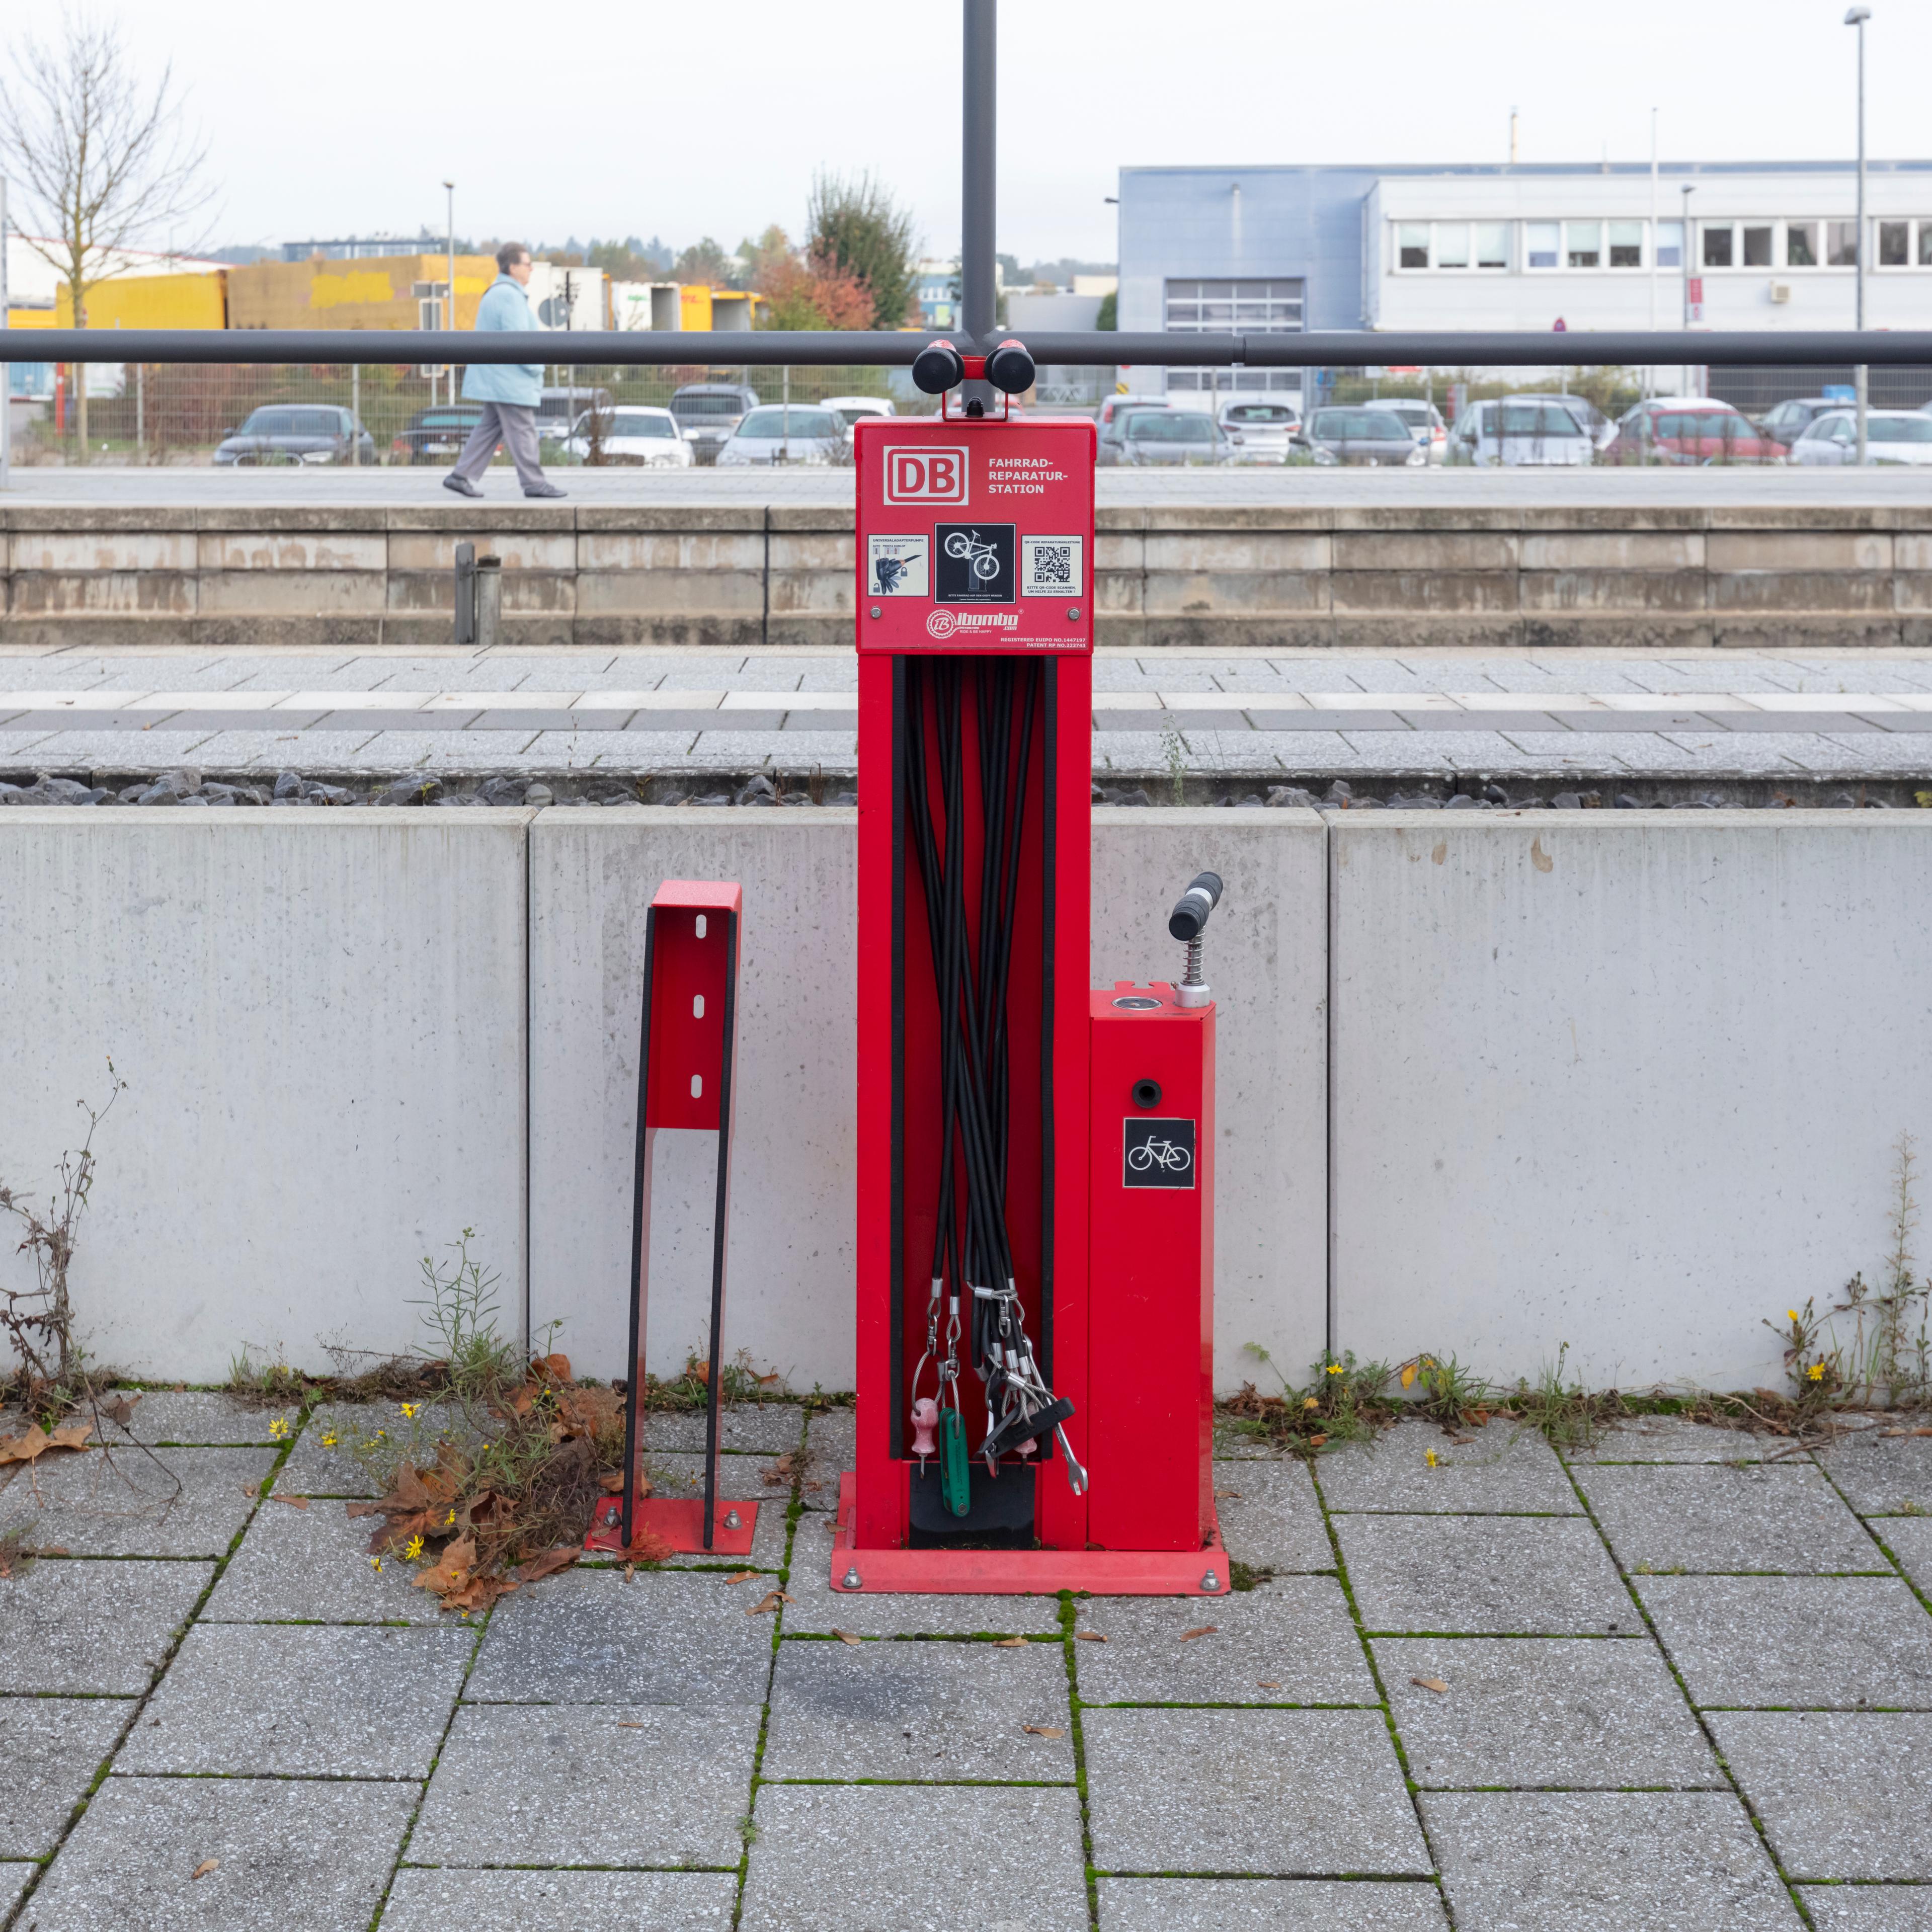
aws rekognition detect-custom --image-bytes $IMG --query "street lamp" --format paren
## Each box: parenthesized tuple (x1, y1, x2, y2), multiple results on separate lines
(1845, 7, 1870, 464)
(443, 180, 457, 410)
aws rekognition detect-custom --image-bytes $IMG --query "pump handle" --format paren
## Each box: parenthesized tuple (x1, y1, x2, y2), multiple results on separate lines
(1167, 871, 1224, 941)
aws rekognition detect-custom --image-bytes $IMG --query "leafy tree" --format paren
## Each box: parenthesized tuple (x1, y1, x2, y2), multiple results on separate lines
(1096, 290, 1116, 330)
(674, 235, 735, 287)
(735, 224, 793, 293)
(758, 251, 873, 331)
(807, 172, 918, 330)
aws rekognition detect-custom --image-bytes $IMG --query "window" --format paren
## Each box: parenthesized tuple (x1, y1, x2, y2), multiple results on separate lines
(1397, 224, 1429, 269)
(1566, 221, 1601, 268)
(1828, 220, 1859, 266)
(1871, 416, 1932, 443)
(1476, 222, 1510, 269)
(1921, 222, 1932, 266)
(1742, 225, 1773, 268)
(1703, 226, 1733, 268)
(1609, 221, 1643, 268)
(1433, 224, 1470, 268)
(1787, 222, 1818, 267)
(1880, 221, 1909, 267)
(1526, 222, 1559, 269)
(1656, 221, 1683, 269)
(1165, 279, 1303, 330)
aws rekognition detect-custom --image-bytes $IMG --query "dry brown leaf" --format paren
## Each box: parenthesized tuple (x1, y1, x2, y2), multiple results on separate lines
(723, 1569, 760, 1585)
(1022, 1724, 1064, 1738)
(689, 1360, 711, 1385)
(831, 1628, 864, 1646)
(190, 1858, 218, 1880)
(268, 1493, 309, 1510)
(100, 1392, 142, 1428)
(1179, 1626, 1218, 1641)
(1075, 1630, 1108, 1643)
(1257, 1680, 1282, 1689)
(518, 1546, 580, 1584)
(0, 1421, 91, 1466)
(754, 1370, 783, 1387)
(1308, 1433, 1328, 1447)
(747, 1590, 794, 1616)
(764, 1452, 796, 1484)
(616, 1721, 645, 1728)
(1412, 1675, 1448, 1694)
(1213, 1489, 1242, 1500)
(599, 1471, 626, 1492)
(994, 1636, 1029, 1648)
(411, 1534, 478, 1597)
(535, 1352, 573, 1382)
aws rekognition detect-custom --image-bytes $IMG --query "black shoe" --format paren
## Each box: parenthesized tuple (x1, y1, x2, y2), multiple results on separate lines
(443, 474, 482, 498)
(523, 481, 567, 499)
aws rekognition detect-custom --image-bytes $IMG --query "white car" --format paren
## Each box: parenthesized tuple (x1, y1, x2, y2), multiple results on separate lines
(1368, 397, 1448, 465)
(1789, 409, 1932, 466)
(714, 405, 846, 466)
(824, 395, 895, 433)
(1217, 400, 1299, 465)
(561, 406, 693, 467)
(1450, 397, 1595, 468)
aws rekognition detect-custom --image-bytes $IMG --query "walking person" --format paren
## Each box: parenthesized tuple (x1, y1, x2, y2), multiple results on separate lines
(444, 242, 565, 499)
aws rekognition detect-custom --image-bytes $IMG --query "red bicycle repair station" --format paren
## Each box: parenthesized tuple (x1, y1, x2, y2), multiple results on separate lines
(842, 408, 1226, 1596)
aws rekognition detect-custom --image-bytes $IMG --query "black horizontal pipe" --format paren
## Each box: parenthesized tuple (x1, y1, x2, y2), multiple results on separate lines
(3, 326, 1931, 369)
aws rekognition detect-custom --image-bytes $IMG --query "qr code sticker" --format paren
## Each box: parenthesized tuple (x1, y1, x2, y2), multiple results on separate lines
(1021, 534, 1083, 598)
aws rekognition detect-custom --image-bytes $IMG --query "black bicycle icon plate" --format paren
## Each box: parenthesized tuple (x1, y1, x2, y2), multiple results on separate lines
(1122, 1116, 1197, 1190)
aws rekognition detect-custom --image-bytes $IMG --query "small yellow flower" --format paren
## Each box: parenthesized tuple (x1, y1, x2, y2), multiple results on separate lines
(400, 1403, 419, 1419)
(375, 1429, 386, 1439)
(1788, 1310, 1800, 1323)
(445, 1508, 457, 1526)
(1326, 1363, 1342, 1376)
(321, 1433, 338, 1448)
(1808, 1361, 1827, 1382)
(368, 1556, 383, 1573)
(1425, 1448, 1439, 1467)
(268, 1417, 289, 1439)
(404, 1534, 424, 1560)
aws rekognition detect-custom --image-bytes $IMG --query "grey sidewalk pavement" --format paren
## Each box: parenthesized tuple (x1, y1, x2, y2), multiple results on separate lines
(9, 1394, 1932, 1928)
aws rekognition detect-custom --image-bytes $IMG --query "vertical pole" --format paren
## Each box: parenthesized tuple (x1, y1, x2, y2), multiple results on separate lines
(1, 176, 11, 491)
(1854, 14, 1868, 466)
(1681, 185, 1695, 398)
(1648, 109, 1658, 395)
(136, 360, 145, 462)
(961, 0, 997, 347)
(445, 181, 457, 411)
(352, 363, 360, 466)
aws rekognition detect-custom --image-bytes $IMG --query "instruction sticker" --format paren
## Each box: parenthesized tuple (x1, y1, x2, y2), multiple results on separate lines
(1021, 534, 1083, 598)
(935, 523, 1016, 604)
(867, 534, 928, 598)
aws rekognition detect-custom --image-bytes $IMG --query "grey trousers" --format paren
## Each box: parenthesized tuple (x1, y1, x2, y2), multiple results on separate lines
(451, 400, 545, 489)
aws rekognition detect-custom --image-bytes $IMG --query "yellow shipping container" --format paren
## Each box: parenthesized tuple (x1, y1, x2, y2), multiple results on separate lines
(225, 254, 497, 332)
(46, 270, 228, 331)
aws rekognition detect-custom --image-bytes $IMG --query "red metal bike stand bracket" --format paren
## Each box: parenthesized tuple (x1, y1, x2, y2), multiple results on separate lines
(585, 1494, 760, 1559)
(828, 1474, 1231, 1596)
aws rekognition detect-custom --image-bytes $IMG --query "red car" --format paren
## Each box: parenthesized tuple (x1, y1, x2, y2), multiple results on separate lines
(1604, 399, 1784, 465)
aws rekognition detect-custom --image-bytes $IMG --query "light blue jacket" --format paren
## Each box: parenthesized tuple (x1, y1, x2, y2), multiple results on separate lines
(461, 275, 543, 408)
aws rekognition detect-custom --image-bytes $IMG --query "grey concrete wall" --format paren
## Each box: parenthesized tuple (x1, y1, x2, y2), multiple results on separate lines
(6, 502, 1931, 650)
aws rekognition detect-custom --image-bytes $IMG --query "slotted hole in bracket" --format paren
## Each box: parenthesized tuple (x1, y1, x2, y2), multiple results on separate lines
(693, 994, 705, 1018)
(690, 1073, 703, 1099)
(695, 914, 707, 938)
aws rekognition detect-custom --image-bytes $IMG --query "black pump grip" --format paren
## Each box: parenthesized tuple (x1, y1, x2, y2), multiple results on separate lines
(1167, 871, 1224, 941)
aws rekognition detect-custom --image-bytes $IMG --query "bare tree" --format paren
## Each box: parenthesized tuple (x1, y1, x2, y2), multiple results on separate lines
(0, 14, 213, 459)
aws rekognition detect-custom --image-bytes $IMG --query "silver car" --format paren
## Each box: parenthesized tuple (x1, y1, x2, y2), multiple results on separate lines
(1789, 409, 1932, 467)
(1218, 400, 1299, 465)
(1116, 409, 1234, 465)
(714, 405, 845, 466)
(1299, 407, 1428, 467)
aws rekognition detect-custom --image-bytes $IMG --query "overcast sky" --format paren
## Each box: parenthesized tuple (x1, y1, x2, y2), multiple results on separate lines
(65, 0, 1932, 265)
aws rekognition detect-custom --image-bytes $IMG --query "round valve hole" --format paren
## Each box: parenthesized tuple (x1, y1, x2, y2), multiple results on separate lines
(1132, 1078, 1163, 1110)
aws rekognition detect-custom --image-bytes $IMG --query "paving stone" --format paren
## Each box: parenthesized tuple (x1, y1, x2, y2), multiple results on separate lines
(1318, 1419, 1579, 1514)
(200, 1497, 452, 1623)
(645, 1403, 804, 1454)
(0, 1559, 211, 1693)
(1212, 1459, 1333, 1570)
(1802, 1885, 1932, 1930)
(1075, 1577, 1374, 1706)
(0, 1446, 275, 1556)
(1570, 1415, 1782, 1463)
(782, 1509, 1063, 1637)
(465, 1567, 774, 1705)
(116, 1622, 472, 1776)
(1636, 1575, 1932, 1709)
(0, 1696, 132, 1856)
(1084, 1707, 1428, 1875)
(1875, 1516, 1932, 1595)
(1818, 1430, 1932, 1516)
(1372, 1637, 1722, 1789)
(1213, 1418, 1292, 1459)
(278, 1402, 476, 1497)
(89, 1391, 296, 1444)
(762, 1635, 1072, 1781)
(1710, 1711, 1932, 1880)
(1421, 1790, 1801, 1930)
(381, 1870, 740, 1930)
(741, 1785, 1088, 1932)
(1098, 1878, 1451, 1930)
(1575, 1464, 1884, 1574)
(21, 1773, 418, 1932)
(411, 1702, 758, 1869)
(799, 1406, 853, 1507)
(1, 1864, 32, 1920)
(643, 1452, 791, 1569)
(1336, 1516, 1632, 1634)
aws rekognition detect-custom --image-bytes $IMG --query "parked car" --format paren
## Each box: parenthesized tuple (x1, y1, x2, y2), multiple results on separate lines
(669, 383, 762, 464)
(391, 404, 485, 466)
(1756, 396, 1848, 450)
(1510, 391, 1615, 450)
(561, 405, 694, 467)
(1114, 409, 1235, 465)
(1602, 399, 1783, 465)
(823, 395, 896, 432)
(1788, 409, 1932, 466)
(1095, 399, 1171, 466)
(534, 385, 613, 446)
(214, 405, 375, 467)
(1218, 400, 1299, 464)
(1448, 397, 1595, 467)
(714, 404, 846, 466)
(1367, 397, 1448, 464)
(1300, 406, 1429, 467)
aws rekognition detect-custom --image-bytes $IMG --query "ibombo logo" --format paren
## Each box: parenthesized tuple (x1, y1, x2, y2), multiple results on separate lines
(924, 608, 958, 638)
(885, 447, 968, 503)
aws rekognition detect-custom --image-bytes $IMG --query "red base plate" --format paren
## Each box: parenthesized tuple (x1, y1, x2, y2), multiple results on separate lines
(829, 1473, 1230, 1595)
(584, 1495, 759, 1558)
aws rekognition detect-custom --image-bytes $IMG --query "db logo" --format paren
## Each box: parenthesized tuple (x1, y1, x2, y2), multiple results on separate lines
(884, 447, 968, 504)
(924, 608, 958, 638)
